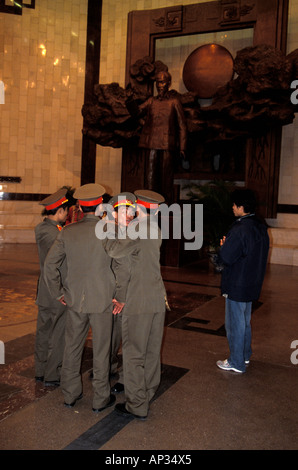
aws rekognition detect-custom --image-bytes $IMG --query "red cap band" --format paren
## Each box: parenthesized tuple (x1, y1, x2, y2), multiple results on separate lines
(45, 197, 68, 211)
(136, 199, 159, 209)
(79, 196, 103, 207)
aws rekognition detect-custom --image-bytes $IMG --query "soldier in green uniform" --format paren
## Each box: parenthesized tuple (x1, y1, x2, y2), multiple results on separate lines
(106, 192, 136, 394)
(102, 189, 167, 420)
(34, 188, 69, 386)
(44, 184, 123, 412)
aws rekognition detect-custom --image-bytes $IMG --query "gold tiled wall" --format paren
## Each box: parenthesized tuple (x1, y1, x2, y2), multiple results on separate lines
(279, 0, 298, 204)
(0, 0, 87, 198)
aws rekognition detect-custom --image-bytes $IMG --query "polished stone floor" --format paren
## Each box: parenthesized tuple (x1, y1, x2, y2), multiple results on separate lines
(0, 243, 298, 452)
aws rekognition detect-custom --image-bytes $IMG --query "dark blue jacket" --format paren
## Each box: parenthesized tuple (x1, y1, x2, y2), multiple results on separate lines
(218, 214, 269, 302)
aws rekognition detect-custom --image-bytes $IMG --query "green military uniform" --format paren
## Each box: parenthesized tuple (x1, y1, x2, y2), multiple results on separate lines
(106, 192, 136, 385)
(34, 188, 68, 382)
(44, 184, 124, 411)
(103, 190, 167, 419)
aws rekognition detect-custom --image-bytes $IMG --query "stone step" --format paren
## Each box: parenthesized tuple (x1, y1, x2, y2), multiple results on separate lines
(268, 227, 298, 246)
(0, 202, 42, 242)
(266, 213, 298, 229)
(0, 212, 42, 227)
(268, 245, 298, 266)
(1, 214, 298, 267)
(0, 200, 42, 213)
(267, 226, 298, 265)
(0, 226, 36, 243)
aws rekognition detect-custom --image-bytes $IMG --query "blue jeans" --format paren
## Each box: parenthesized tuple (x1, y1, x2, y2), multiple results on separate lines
(225, 298, 252, 372)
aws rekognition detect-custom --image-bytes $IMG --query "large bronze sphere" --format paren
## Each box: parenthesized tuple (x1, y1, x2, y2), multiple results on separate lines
(182, 43, 234, 98)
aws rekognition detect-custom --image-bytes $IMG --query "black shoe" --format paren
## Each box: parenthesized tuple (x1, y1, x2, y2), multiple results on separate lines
(64, 392, 83, 408)
(44, 380, 60, 387)
(35, 376, 44, 382)
(111, 382, 124, 393)
(92, 394, 116, 413)
(115, 402, 147, 421)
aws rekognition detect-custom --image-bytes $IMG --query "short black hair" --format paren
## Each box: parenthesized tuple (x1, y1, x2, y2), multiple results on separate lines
(42, 203, 69, 217)
(80, 205, 98, 213)
(231, 189, 257, 213)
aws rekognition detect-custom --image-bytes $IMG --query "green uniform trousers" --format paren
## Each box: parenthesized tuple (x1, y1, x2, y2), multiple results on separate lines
(61, 306, 113, 409)
(34, 303, 66, 381)
(110, 312, 123, 382)
(122, 310, 165, 417)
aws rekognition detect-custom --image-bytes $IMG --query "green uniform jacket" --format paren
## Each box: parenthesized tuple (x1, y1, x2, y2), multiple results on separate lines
(35, 218, 66, 307)
(44, 214, 118, 314)
(103, 217, 166, 315)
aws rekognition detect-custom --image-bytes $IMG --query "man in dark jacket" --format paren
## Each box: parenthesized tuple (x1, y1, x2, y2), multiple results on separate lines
(216, 189, 269, 373)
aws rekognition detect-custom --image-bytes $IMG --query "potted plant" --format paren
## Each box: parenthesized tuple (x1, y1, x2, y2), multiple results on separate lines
(184, 179, 235, 263)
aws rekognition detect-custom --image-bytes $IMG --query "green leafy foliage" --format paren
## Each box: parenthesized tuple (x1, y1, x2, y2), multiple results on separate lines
(184, 180, 235, 250)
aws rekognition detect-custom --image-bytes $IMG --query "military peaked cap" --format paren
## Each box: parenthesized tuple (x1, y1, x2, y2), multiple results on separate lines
(109, 192, 136, 210)
(134, 189, 165, 209)
(74, 183, 106, 207)
(39, 188, 68, 211)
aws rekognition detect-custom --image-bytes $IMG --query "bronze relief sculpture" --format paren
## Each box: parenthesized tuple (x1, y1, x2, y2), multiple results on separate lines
(81, 45, 298, 198)
(82, 45, 297, 147)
